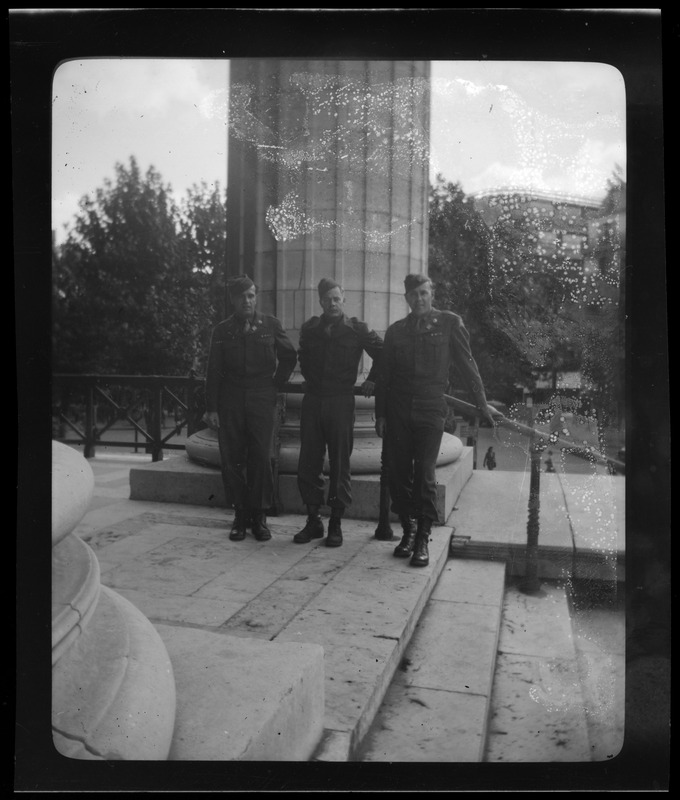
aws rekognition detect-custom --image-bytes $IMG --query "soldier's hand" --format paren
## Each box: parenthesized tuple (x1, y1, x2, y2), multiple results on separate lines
(375, 416, 386, 438)
(205, 411, 220, 430)
(485, 404, 503, 427)
(361, 379, 375, 397)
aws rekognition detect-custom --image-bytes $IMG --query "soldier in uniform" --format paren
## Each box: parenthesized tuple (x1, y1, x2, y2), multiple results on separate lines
(375, 273, 497, 567)
(293, 278, 383, 547)
(205, 275, 297, 542)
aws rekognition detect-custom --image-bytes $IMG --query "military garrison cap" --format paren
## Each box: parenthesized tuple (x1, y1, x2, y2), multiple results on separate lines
(227, 274, 256, 296)
(404, 273, 432, 293)
(318, 277, 342, 298)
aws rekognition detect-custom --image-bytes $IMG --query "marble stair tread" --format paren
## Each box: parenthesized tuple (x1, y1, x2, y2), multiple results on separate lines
(484, 582, 593, 762)
(448, 470, 625, 580)
(273, 527, 454, 761)
(358, 559, 506, 762)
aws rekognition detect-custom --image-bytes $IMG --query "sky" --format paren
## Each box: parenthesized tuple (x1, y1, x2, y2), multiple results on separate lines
(51, 58, 626, 245)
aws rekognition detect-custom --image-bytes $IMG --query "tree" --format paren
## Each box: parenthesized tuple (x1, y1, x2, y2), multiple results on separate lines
(177, 181, 228, 374)
(427, 176, 534, 403)
(53, 157, 227, 376)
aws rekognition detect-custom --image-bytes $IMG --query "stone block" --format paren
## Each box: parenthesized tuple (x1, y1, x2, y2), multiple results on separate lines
(129, 455, 226, 507)
(156, 625, 325, 761)
(129, 447, 474, 523)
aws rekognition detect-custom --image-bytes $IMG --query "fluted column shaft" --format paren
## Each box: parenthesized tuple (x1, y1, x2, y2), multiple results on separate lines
(227, 59, 431, 346)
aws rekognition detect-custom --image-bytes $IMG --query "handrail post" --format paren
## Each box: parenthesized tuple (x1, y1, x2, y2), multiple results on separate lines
(519, 405, 543, 594)
(84, 384, 95, 459)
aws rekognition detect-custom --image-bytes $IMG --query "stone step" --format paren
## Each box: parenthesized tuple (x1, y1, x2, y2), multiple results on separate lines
(275, 525, 455, 761)
(144, 524, 455, 762)
(446, 470, 625, 583)
(483, 580, 593, 763)
(358, 558, 507, 762)
(128, 447, 475, 523)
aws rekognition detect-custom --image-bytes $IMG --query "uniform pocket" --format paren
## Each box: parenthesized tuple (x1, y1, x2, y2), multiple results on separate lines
(421, 331, 447, 370)
(252, 334, 276, 371)
(336, 337, 359, 372)
(221, 339, 241, 370)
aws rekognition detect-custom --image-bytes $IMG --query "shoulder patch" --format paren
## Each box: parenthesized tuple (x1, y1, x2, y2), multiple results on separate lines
(437, 309, 462, 324)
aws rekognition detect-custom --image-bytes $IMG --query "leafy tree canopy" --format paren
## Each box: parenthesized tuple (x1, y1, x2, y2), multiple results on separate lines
(426, 173, 624, 420)
(53, 156, 226, 375)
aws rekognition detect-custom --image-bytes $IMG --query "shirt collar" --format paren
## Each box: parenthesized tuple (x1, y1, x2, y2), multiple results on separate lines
(408, 309, 439, 330)
(231, 310, 261, 330)
(320, 312, 347, 329)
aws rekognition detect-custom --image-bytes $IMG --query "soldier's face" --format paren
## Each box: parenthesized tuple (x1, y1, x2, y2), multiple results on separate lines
(232, 287, 257, 318)
(406, 283, 433, 316)
(320, 287, 345, 319)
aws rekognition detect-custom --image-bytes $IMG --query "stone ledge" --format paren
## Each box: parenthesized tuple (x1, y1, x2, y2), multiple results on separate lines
(128, 448, 474, 523)
(156, 626, 325, 761)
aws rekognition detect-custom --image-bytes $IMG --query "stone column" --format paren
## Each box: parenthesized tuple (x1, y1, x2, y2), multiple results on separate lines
(187, 59, 465, 518)
(226, 58, 431, 343)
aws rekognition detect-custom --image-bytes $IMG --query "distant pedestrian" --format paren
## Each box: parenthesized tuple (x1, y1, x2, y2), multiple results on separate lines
(483, 446, 497, 471)
(205, 274, 297, 542)
(545, 450, 556, 473)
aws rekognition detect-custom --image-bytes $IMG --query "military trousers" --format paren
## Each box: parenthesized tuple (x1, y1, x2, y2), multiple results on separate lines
(384, 393, 447, 522)
(297, 392, 355, 510)
(217, 384, 277, 511)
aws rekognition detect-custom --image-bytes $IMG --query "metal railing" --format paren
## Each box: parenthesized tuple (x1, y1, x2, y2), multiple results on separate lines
(52, 373, 206, 462)
(443, 393, 624, 593)
(53, 374, 623, 593)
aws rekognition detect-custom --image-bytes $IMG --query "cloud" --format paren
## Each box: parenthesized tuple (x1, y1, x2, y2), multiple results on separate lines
(53, 59, 220, 121)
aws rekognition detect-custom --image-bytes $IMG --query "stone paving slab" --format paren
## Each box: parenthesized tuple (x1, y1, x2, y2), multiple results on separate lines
(559, 472, 625, 561)
(484, 651, 592, 762)
(497, 582, 576, 660)
(63, 455, 625, 764)
(358, 559, 506, 763)
(359, 686, 490, 762)
(399, 600, 501, 696)
(484, 581, 592, 763)
(451, 470, 574, 549)
(114, 586, 246, 628)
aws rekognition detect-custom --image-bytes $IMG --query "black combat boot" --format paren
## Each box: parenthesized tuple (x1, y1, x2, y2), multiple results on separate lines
(325, 508, 343, 547)
(293, 505, 325, 543)
(251, 510, 271, 541)
(393, 515, 417, 558)
(229, 507, 248, 541)
(410, 517, 432, 567)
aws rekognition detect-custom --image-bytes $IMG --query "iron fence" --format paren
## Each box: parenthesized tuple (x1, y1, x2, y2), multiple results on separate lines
(52, 372, 206, 462)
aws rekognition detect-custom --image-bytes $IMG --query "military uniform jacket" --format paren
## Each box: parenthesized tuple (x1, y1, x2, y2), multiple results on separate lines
(205, 311, 297, 411)
(298, 314, 383, 396)
(375, 308, 488, 417)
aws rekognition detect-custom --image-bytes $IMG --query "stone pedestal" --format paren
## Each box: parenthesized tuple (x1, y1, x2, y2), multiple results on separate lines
(51, 441, 177, 760)
(130, 444, 473, 523)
